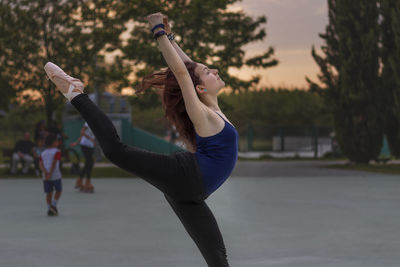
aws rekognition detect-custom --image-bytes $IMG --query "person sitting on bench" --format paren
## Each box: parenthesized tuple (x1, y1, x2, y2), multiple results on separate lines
(11, 132, 35, 174)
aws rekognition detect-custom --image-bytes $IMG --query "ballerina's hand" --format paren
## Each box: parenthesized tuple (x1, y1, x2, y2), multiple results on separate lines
(163, 15, 171, 34)
(147, 12, 164, 31)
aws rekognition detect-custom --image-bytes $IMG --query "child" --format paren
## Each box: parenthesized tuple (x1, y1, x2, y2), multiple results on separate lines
(39, 133, 63, 216)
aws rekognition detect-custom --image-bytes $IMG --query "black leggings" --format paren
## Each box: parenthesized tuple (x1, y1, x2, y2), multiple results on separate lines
(80, 145, 94, 179)
(71, 94, 229, 267)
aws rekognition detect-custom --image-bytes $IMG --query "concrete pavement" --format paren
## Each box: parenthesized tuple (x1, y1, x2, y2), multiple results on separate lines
(1, 161, 399, 267)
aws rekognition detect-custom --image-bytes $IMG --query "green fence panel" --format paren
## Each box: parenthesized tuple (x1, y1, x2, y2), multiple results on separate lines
(63, 117, 184, 157)
(380, 136, 390, 158)
(121, 119, 184, 154)
(63, 119, 85, 148)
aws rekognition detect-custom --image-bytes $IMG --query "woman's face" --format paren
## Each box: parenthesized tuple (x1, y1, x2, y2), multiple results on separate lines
(195, 63, 225, 94)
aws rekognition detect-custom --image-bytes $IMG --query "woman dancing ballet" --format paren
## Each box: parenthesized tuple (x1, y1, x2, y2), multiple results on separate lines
(44, 12, 238, 267)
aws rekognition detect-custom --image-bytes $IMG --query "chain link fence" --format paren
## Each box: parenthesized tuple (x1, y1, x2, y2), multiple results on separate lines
(237, 123, 335, 158)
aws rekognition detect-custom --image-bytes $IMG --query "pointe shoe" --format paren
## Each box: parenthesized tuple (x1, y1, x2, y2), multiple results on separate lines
(44, 62, 84, 101)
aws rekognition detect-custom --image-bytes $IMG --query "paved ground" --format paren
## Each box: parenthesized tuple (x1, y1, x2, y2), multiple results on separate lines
(1, 161, 400, 267)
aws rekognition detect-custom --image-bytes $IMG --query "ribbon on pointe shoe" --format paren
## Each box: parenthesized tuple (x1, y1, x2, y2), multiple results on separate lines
(64, 83, 83, 101)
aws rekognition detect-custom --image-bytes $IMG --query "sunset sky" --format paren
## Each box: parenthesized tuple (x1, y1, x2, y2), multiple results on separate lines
(229, 0, 328, 88)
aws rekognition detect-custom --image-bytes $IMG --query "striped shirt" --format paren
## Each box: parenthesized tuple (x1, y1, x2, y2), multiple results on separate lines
(40, 148, 62, 180)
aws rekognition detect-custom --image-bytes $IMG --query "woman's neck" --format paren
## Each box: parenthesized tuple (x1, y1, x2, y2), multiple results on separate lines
(200, 94, 220, 111)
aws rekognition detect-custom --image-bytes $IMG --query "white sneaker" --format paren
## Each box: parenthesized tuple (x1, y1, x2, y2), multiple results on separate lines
(44, 62, 84, 101)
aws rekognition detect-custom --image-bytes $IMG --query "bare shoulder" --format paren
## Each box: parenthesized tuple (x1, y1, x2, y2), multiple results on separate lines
(214, 111, 234, 126)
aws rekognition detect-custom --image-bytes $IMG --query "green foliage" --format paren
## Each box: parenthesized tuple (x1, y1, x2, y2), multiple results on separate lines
(0, 2, 19, 110)
(308, 0, 382, 163)
(1, 0, 277, 129)
(128, 90, 169, 136)
(220, 88, 332, 128)
(0, 100, 45, 135)
(128, 88, 332, 139)
(122, 0, 278, 91)
(0, 0, 129, 122)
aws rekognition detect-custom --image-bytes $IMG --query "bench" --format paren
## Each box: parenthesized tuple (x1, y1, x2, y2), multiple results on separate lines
(2, 148, 13, 171)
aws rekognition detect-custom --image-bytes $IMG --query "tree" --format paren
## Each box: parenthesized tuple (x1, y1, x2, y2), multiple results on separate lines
(308, 0, 382, 163)
(0, 2, 22, 111)
(0, 0, 128, 122)
(380, 0, 400, 157)
(122, 0, 278, 91)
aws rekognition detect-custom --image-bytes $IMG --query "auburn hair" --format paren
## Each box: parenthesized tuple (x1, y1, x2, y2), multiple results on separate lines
(138, 61, 201, 150)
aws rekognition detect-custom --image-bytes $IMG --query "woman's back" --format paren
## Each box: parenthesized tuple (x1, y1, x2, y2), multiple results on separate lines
(195, 112, 239, 194)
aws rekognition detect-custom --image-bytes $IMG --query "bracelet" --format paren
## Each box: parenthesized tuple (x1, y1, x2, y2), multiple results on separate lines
(151, 24, 165, 33)
(154, 30, 167, 39)
(167, 32, 175, 41)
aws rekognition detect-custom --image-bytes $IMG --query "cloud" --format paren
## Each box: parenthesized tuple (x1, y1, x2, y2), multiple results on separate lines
(227, 46, 322, 88)
(313, 3, 327, 16)
(233, 0, 326, 13)
(227, 0, 327, 87)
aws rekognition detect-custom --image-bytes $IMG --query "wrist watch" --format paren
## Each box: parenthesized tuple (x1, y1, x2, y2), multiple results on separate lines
(167, 32, 175, 41)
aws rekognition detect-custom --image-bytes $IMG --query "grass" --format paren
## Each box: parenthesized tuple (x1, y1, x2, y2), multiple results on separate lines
(238, 138, 273, 151)
(238, 154, 347, 161)
(0, 166, 136, 179)
(328, 163, 400, 175)
(3, 159, 400, 179)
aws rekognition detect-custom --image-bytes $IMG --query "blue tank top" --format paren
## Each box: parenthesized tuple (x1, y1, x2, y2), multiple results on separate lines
(194, 112, 239, 194)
